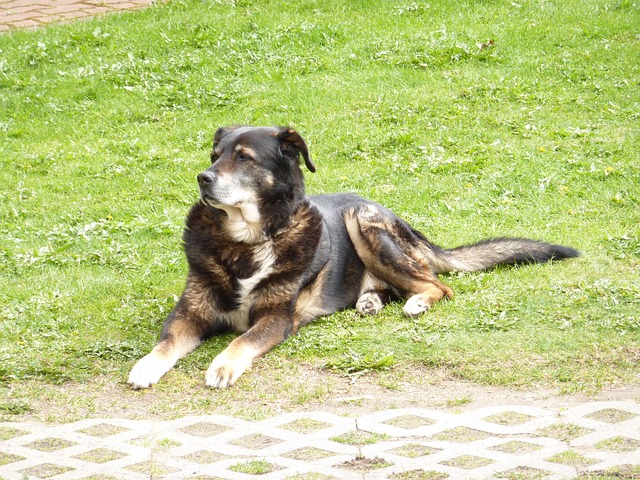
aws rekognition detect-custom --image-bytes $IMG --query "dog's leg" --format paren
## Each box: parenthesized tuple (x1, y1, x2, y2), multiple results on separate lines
(345, 204, 453, 318)
(206, 304, 294, 388)
(128, 277, 215, 389)
(128, 329, 201, 390)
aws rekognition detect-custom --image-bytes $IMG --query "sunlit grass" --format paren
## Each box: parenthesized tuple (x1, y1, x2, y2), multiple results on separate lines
(0, 0, 638, 412)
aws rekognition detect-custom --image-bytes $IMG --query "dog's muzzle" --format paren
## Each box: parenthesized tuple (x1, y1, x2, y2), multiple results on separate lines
(198, 170, 215, 187)
(198, 170, 218, 203)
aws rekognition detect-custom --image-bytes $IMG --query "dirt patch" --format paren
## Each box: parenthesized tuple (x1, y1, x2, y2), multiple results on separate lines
(335, 455, 392, 471)
(2, 360, 640, 424)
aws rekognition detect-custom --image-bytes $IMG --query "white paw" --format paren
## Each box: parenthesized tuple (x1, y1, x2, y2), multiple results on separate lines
(127, 354, 171, 390)
(403, 295, 430, 318)
(205, 353, 252, 389)
(356, 292, 384, 316)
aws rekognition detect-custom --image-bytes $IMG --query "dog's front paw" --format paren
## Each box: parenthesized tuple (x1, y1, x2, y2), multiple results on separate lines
(205, 353, 252, 389)
(128, 354, 170, 390)
(356, 292, 384, 316)
(403, 294, 431, 318)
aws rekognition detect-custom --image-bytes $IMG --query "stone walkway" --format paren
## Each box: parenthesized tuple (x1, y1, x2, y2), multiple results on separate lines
(0, 0, 156, 32)
(1, 400, 639, 479)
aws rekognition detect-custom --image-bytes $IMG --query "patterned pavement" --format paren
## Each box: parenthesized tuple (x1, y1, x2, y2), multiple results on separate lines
(1, 400, 639, 479)
(0, 0, 157, 31)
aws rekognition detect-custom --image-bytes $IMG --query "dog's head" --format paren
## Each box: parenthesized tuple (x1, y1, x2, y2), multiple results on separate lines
(198, 126, 316, 234)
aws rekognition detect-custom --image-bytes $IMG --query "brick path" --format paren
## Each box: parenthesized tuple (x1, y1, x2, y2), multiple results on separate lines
(0, 0, 157, 32)
(1, 401, 639, 479)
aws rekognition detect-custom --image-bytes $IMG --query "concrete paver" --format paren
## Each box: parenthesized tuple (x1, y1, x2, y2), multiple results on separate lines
(0, 0, 156, 31)
(1, 400, 639, 479)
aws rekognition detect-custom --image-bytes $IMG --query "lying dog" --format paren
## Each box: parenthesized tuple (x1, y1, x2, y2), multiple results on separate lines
(128, 126, 579, 389)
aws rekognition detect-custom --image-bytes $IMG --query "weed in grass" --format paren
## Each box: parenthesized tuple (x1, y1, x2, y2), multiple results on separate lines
(445, 395, 473, 408)
(324, 348, 394, 376)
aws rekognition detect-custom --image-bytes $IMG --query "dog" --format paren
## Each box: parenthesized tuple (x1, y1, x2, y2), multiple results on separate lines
(128, 126, 579, 389)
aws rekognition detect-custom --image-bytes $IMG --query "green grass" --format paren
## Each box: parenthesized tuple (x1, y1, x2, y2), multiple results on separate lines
(1, 0, 639, 414)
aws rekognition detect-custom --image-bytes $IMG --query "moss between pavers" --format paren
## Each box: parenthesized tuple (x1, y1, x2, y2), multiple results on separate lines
(281, 446, 336, 461)
(585, 408, 638, 424)
(388, 443, 439, 458)
(489, 440, 544, 454)
(279, 418, 331, 433)
(535, 423, 592, 442)
(384, 414, 435, 429)
(330, 430, 389, 445)
(0, 451, 25, 466)
(594, 436, 640, 453)
(391, 469, 448, 480)
(484, 411, 535, 426)
(335, 455, 393, 471)
(73, 447, 127, 463)
(433, 426, 490, 443)
(25, 437, 76, 452)
(546, 450, 598, 467)
(20, 463, 74, 479)
(494, 466, 550, 479)
(440, 454, 494, 469)
(0, 427, 27, 441)
(229, 459, 279, 475)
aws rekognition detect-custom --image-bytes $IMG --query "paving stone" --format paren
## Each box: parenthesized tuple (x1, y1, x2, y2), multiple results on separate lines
(0, 400, 639, 480)
(0, 0, 161, 31)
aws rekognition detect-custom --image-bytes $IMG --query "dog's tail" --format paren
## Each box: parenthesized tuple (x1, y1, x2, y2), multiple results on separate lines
(427, 237, 580, 274)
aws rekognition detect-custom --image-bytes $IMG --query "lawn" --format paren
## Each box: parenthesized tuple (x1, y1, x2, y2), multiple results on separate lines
(0, 0, 638, 418)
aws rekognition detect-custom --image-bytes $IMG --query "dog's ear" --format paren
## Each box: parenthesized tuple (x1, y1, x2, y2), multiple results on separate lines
(277, 127, 317, 173)
(212, 126, 242, 148)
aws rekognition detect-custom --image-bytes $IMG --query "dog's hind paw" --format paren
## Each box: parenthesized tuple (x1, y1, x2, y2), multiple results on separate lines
(356, 292, 384, 316)
(403, 294, 431, 318)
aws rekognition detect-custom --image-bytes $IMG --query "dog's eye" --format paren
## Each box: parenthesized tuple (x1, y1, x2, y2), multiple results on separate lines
(236, 153, 252, 162)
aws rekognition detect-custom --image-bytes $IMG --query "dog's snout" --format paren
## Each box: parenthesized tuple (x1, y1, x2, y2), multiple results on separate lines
(198, 171, 215, 187)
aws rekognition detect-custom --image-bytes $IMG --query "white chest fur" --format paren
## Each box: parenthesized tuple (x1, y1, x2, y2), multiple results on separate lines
(220, 241, 277, 332)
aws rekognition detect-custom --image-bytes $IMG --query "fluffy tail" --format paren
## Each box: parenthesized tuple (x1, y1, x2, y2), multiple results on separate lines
(429, 237, 580, 274)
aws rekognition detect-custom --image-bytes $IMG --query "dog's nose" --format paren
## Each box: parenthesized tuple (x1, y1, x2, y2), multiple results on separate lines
(197, 171, 215, 186)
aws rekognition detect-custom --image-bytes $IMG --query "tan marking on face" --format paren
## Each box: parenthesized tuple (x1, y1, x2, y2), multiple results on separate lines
(233, 144, 257, 159)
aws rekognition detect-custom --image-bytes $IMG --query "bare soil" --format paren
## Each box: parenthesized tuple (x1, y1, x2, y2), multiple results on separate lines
(3, 361, 639, 424)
